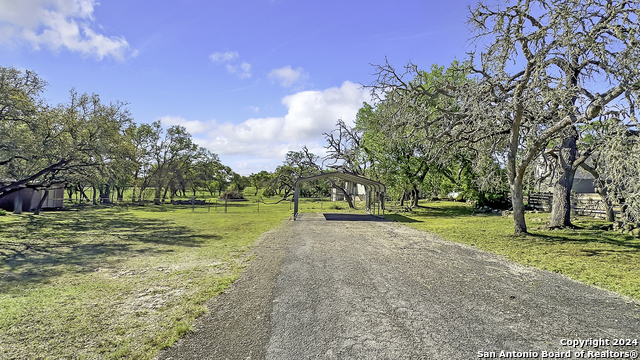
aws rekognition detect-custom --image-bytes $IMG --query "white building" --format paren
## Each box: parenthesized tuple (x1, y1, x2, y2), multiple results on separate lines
(331, 181, 366, 202)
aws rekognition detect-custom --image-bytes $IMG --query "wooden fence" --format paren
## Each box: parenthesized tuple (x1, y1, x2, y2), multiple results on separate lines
(526, 192, 616, 217)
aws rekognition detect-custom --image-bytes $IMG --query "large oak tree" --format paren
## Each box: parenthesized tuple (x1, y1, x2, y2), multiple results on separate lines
(0, 67, 132, 201)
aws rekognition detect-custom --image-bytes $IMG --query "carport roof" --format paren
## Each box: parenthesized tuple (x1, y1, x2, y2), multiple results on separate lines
(294, 171, 385, 192)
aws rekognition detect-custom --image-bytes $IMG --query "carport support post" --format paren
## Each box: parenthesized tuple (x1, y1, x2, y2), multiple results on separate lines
(375, 192, 379, 215)
(293, 186, 299, 219)
(365, 186, 371, 214)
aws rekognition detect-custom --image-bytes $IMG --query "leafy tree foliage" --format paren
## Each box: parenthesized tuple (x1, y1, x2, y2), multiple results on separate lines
(250, 171, 272, 196)
(0, 67, 229, 210)
(363, 61, 508, 207)
(465, 0, 640, 233)
(366, 0, 640, 234)
(596, 125, 640, 223)
(0, 67, 132, 201)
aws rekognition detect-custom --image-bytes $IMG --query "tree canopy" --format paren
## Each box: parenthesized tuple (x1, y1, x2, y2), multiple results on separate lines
(0, 66, 227, 209)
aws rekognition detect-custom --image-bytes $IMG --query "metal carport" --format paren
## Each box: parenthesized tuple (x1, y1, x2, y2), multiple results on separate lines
(293, 172, 386, 220)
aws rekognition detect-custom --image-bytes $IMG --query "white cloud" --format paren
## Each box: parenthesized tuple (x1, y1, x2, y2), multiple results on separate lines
(159, 115, 209, 134)
(268, 65, 308, 87)
(280, 81, 367, 140)
(184, 81, 371, 172)
(0, 0, 132, 61)
(211, 50, 251, 79)
(209, 51, 238, 64)
(225, 61, 251, 79)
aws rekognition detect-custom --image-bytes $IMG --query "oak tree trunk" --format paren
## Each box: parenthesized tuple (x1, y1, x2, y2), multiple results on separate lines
(78, 186, 90, 203)
(100, 185, 110, 204)
(511, 180, 527, 235)
(162, 186, 170, 203)
(549, 132, 578, 228)
(602, 191, 615, 222)
(411, 186, 419, 207)
(154, 187, 162, 205)
(34, 190, 49, 215)
(579, 163, 615, 222)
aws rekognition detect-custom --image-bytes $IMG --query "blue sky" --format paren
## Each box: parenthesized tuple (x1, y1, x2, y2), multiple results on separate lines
(0, 0, 477, 174)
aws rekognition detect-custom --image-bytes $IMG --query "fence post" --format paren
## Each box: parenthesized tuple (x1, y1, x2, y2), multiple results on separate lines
(192, 198, 195, 212)
(208, 200, 211, 213)
(225, 199, 228, 213)
(257, 200, 260, 212)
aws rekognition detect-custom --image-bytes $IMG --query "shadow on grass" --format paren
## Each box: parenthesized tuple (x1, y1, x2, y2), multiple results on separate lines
(387, 204, 473, 219)
(390, 201, 640, 257)
(527, 230, 640, 253)
(0, 207, 221, 286)
(385, 214, 423, 223)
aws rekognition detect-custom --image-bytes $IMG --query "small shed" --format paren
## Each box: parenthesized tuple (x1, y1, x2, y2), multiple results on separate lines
(293, 172, 386, 220)
(0, 186, 64, 213)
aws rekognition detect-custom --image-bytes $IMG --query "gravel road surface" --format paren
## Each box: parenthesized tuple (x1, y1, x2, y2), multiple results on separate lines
(158, 212, 640, 359)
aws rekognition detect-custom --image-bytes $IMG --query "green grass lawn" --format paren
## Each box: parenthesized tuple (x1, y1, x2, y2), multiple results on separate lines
(0, 197, 294, 360)
(0, 185, 370, 360)
(386, 201, 640, 301)
(3, 193, 638, 359)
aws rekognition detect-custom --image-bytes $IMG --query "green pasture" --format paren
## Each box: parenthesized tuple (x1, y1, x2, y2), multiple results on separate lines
(0, 186, 372, 360)
(387, 201, 640, 301)
(0, 191, 289, 359)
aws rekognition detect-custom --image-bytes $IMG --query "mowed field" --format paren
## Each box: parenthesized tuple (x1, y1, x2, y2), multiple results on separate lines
(388, 201, 640, 300)
(0, 196, 296, 359)
(1, 194, 639, 359)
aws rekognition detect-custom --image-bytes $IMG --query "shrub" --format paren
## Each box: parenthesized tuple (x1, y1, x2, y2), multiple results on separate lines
(262, 187, 277, 198)
(0, 209, 6, 216)
(329, 202, 343, 210)
(220, 190, 245, 200)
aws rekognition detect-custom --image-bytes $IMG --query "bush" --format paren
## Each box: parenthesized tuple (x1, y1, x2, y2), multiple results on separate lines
(0, 209, 6, 216)
(262, 187, 277, 198)
(329, 202, 343, 210)
(476, 192, 511, 209)
(220, 190, 245, 200)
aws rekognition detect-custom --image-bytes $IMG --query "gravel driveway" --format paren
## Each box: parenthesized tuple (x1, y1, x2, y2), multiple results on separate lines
(158, 212, 640, 359)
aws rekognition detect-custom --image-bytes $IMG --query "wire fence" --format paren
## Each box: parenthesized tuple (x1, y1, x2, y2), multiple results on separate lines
(58, 195, 387, 215)
(63, 197, 287, 213)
